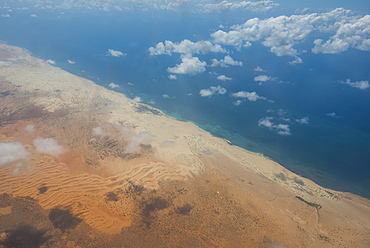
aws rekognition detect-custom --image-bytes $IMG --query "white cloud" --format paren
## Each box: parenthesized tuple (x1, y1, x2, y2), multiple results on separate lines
(1, 14, 10, 17)
(339, 79, 369, 90)
(25, 125, 35, 133)
(168, 74, 177, 80)
(198, 0, 279, 13)
(92, 127, 111, 138)
(46, 59, 55, 64)
(211, 8, 370, 59)
(231, 91, 266, 101)
(258, 117, 291, 135)
(0, 142, 29, 167)
(217, 75, 232, 81)
(289, 57, 303, 65)
(326, 112, 340, 118)
(162, 94, 170, 98)
(167, 55, 206, 75)
(199, 85, 227, 97)
(107, 49, 125, 57)
(33, 137, 66, 157)
(124, 132, 155, 154)
(133, 96, 141, 102)
(233, 100, 243, 106)
(30, 14, 37, 17)
(108, 82, 119, 89)
(210, 55, 243, 67)
(254, 75, 271, 82)
(296, 117, 309, 124)
(254, 66, 265, 72)
(149, 39, 227, 56)
(312, 15, 370, 54)
(67, 59, 75, 64)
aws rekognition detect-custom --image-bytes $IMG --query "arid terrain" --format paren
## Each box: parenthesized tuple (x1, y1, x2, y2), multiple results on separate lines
(1, 42, 370, 247)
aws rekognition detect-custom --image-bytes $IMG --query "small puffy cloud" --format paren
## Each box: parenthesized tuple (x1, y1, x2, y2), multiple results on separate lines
(1, 14, 10, 17)
(233, 100, 243, 106)
(168, 74, 177, 80)
(289, 57, 303, 65)
(217, 75, 232, 81)
(210, 55, 243, 67)
(254, 66, 265, 72)
(67, 59, 75, 64)
(30, 14, 37, 17)
(231, 91, 266, 101)
(162, 94, 170, 98)
(258, 117, 291, 135)
(107, 49, 125, 57)
(149, 39, 227, 56)
(274, 124, 291, 135)
(92, 127, 111, 138)
(296, 117, 309, 124)
(108, 82, 119, 89)
(25, 125, 35, 133)
(33, 137, 66, 157)
(199, 85, 227, 97)
(167, 55, 207, 75)
(211, 30, 245, 48)
(339, 79, 369, 90)
(46, 59, 56, 64)
(0, 142, 29, 167)
(254, 75, 271, 82)
(133, 96, 141, 102)
(124, 132, 155, 154)
(326, 112, 340, 118)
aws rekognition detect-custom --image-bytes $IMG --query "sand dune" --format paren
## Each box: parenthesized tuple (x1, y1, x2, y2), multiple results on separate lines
(1, 43, 370, 247)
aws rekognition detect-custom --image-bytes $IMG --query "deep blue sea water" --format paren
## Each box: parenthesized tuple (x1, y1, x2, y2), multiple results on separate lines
(1, 8, 370, 198)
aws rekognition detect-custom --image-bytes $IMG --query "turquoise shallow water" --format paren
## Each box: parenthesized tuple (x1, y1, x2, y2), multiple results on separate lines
(1, 9, 370, 199)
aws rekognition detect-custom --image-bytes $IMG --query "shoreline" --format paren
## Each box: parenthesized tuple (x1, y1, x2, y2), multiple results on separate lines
(1, 42, 370, 247)
(0, 41, 367, 200)
(4, 37, 368, 199)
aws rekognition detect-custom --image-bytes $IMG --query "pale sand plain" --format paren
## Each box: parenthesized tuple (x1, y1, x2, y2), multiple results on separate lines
(0, 42, 369, 247)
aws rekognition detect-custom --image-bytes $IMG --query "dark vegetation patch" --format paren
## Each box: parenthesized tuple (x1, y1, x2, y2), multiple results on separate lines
(174, 204, 192, 215)
(319, 234, 331, 242)
(120, 153, 142, 160)
(125, 181, 146, 196)
(0, 90, 13, 97)
(139, 144, 152, 150)
(274, 172, 287, 181)
(141, 197, 169, 217)
(38, 186, 48, 194)
(48, 208, 82, 232)
(0, 225, 51, 248)
(106, 192, 119, 202)
(293, 177, 305, 186)
(134, 105, 161, 116)
(325, 190, 334, 197)
(85, 158, 99, 168)
(295, 196, 322, 210)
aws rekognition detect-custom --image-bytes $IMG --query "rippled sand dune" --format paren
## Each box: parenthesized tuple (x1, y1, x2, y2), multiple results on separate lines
(1, 43, 369, 247)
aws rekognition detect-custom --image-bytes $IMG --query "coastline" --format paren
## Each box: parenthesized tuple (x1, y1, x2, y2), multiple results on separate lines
(1, 42, 370, 247)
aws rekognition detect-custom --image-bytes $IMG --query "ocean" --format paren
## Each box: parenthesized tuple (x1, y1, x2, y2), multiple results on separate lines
(1, 8, 370, 198)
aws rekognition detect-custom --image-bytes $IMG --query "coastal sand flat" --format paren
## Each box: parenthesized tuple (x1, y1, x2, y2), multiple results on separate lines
(0, 43, 370, 247)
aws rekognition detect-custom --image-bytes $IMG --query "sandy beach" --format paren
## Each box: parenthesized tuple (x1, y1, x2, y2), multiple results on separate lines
(1, 42, 370, 247)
